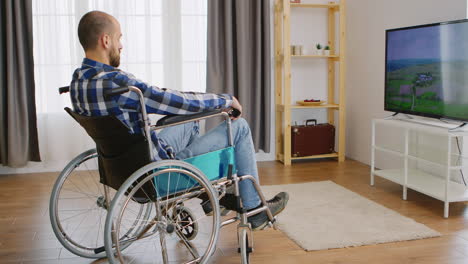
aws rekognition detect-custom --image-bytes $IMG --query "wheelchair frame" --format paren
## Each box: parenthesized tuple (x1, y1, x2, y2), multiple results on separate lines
(50, 86, 276, 264)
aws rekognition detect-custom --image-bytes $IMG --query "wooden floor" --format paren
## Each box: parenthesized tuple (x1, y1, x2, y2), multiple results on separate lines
(1, 158, 468, 263)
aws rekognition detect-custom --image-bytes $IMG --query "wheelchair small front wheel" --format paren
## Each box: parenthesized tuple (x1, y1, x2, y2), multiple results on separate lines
(104, 160, 221, 264)
(172, 205, 199, 241)
(239, 228, 252, 264)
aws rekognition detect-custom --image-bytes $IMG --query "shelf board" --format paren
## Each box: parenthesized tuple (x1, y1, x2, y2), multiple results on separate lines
(292, 152, 339, 160)
(373, 169, 468, 202)
(277, 104, 340, 111)
(373, 145, 468, 169)
(291, 3, 339, 9)
(373, 146, 405, 158)
(292, 55, 339, 59)
(407, 154, 468, 169)
(292, 103, 339, 109)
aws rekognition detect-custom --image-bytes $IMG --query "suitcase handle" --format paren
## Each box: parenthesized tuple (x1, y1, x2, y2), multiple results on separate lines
(305, 119, 317, 126)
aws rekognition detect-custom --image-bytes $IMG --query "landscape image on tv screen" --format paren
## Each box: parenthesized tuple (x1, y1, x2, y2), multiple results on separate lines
(385, 20, 468, 121)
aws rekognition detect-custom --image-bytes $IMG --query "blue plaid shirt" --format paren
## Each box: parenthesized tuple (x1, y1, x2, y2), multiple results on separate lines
(70, 58, 233, 160)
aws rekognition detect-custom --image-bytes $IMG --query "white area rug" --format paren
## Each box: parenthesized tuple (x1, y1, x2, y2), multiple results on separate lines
(261, 181, 440, 251)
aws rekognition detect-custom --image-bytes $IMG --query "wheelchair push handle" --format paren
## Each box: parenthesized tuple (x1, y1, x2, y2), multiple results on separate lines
(58, 86, 70, 94)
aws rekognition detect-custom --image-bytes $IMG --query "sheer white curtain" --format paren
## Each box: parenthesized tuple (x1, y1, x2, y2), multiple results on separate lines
(0, 0, 207, 174)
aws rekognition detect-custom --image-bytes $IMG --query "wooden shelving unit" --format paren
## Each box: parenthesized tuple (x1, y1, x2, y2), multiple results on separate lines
(274, 0, 346, 165)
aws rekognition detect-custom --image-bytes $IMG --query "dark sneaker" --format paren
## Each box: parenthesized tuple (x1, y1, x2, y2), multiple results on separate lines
(265, 192, 289, 216)
(248, 192, 289, 231)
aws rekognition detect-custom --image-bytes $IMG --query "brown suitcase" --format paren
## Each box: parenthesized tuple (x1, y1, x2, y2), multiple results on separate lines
(291, 119, 335, 157)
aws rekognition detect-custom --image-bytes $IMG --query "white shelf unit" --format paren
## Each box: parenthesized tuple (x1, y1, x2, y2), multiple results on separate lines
(370, 118, 468, 218)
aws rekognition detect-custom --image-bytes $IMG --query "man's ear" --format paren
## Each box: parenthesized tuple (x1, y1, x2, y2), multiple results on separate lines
(101, 34, 111, 49)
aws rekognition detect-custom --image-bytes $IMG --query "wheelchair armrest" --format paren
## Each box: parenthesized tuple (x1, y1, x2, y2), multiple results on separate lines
(155, 110, 224, 127)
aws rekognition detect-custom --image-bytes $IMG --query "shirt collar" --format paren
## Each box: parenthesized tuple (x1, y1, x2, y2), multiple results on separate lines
(82, 58, 117, 71)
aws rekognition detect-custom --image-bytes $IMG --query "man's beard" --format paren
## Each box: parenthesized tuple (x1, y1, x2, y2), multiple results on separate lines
(109, 48, 120, 67)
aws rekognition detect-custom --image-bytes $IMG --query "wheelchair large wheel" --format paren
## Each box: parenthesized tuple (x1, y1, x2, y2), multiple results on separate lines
(49, 149, 152, 258)
(104, 160, 221, 264)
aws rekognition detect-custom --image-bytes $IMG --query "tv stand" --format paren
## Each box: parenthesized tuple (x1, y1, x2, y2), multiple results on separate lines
(448, 122, 468, 132)
(371, 118, 468, 218)
(388, 116, 468, 132)
(384, 112, 413, 120)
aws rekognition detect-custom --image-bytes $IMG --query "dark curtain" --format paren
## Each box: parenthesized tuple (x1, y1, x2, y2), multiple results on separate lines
(206, 0, 271, 152)
(0, 0, 40, 167)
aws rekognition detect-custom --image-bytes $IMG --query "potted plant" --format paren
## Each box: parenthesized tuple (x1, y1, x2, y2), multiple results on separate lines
(316, 43, 323, 55)
(324, 45, 331, 56)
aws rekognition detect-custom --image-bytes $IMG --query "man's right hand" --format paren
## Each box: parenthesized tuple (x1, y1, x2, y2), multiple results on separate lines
(230, 96, 242, 120)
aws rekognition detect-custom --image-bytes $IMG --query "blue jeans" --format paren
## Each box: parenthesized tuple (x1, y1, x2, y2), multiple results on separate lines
(158, 118, 261, 210)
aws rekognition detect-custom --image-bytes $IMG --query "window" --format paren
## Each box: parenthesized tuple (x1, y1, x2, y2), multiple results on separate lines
(32, 0, 208, 113)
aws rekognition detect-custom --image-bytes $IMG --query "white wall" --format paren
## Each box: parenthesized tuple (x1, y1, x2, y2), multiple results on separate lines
(346, 0, 467, 165)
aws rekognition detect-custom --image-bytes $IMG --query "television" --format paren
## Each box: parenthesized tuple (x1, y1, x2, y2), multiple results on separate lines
(385, 19, 468, 122)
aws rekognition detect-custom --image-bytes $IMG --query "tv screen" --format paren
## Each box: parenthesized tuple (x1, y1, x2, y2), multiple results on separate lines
(385, 19, 468, 122)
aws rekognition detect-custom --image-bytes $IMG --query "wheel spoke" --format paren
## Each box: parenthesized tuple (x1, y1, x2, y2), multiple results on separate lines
(59, 207, 100, 222)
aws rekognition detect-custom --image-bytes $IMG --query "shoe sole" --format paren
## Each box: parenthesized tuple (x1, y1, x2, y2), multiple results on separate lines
(252, 196, 289, 231)
(271, 203, 287, 217)
(251, 221, 269, 231)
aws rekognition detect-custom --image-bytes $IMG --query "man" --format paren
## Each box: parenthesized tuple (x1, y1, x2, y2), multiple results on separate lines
(71, 11, 288, 230)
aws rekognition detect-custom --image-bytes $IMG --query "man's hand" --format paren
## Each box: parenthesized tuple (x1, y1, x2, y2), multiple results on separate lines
(229, 96, 242, 120)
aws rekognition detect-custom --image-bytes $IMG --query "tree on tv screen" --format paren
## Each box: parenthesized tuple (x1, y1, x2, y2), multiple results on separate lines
(411, 72, 433, 110)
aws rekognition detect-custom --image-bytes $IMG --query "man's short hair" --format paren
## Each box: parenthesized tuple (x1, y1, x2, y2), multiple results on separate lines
(78, 11, 115, 51)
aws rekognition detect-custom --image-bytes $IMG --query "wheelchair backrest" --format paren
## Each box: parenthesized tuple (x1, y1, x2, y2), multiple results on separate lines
(65, 107, 152, 193)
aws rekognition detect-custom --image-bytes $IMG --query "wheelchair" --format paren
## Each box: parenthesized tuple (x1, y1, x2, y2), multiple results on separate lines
(49, 86, 277, 263)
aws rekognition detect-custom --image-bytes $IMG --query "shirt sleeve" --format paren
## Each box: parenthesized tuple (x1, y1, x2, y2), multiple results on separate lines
(111, 70, 233, 115)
